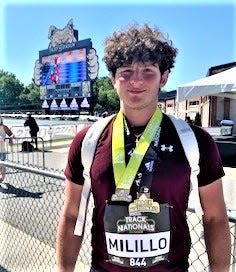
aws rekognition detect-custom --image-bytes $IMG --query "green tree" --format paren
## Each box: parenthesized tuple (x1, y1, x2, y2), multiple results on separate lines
(0, 69, 41, 111)
(93, 76, 119, 114)
(19, 83, 41, 109)
(0, 70, 24, 110)
(27, 83, 40, 102)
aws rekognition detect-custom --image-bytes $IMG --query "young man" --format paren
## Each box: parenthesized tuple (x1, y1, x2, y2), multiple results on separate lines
(56, 24, 231, 272)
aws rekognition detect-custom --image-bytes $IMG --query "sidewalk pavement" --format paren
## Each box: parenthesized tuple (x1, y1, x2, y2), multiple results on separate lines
(44, 138, 72, 151)
(42, 139, 72, 172)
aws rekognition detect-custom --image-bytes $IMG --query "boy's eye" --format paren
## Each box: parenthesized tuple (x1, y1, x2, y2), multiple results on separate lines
(118, 70, 133, 79)
(116, 66, 158, 81)
(143, 68, 155, 73)
(121, 69, 133, 75)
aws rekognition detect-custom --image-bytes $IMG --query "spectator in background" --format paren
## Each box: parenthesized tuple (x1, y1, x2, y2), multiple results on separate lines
(194, 112, 202, 126)
(185, 115, 193, 125)
(0, 116, 14, 183)
(24, 113, 39, 150)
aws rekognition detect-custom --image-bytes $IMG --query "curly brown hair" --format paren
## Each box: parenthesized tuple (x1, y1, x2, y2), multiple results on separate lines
(103, 24, 178, 77)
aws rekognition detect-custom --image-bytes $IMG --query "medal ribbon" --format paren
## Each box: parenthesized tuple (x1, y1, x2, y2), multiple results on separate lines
(112, 108, 162, 190)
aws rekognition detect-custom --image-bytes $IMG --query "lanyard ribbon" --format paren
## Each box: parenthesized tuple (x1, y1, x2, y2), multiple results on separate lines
(112, 108, 163, 190)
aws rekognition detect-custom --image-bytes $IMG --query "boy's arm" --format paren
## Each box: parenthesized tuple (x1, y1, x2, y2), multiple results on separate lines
(200, 179, 231, 272)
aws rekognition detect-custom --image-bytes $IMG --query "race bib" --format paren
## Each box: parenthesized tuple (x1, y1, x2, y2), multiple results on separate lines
(104, 194, 171, 268)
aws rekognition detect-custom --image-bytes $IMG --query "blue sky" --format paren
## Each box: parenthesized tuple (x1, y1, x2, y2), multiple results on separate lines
(0, 0, 235, 91)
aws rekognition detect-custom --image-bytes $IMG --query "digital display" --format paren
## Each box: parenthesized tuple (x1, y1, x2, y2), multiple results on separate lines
(41, 48, 87, 86)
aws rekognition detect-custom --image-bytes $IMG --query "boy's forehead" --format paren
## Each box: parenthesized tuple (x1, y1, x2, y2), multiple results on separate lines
(119, 61, 159, 69)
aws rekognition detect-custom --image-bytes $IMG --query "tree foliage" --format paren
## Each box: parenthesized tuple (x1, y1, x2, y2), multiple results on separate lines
(0, 70, 24, 108)
(19, 83, 41, 107)
(93, 76, 119, 114)
(0, 69, 41, 111)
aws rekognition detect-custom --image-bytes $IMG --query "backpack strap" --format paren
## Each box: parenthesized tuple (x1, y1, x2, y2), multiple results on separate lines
(74, 115, 114, 236)
(168, 115, 203, 215)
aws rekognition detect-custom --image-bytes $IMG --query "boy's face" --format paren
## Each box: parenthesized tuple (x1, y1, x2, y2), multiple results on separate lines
(112, 62, 169, 112)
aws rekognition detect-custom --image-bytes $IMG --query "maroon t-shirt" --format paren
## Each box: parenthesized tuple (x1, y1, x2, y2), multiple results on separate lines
(65, 114, 224, 272)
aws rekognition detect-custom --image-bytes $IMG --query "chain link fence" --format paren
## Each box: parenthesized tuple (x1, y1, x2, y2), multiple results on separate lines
(0, 161, 235, 272)
(4, 137, 46, 169)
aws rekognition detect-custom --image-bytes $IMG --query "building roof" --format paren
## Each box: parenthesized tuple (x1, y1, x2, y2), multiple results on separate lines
(158, 90, 176, 101)
(206, 61, 236, 76)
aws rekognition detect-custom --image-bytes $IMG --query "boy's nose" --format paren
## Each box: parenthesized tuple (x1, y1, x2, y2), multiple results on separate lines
(129, 70, 144, 85)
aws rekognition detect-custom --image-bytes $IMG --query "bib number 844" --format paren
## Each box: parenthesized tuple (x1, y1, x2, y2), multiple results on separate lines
(130, 258, 147, 267)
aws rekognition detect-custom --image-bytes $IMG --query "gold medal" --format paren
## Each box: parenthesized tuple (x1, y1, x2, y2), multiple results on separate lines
(129, 193, 160, 216)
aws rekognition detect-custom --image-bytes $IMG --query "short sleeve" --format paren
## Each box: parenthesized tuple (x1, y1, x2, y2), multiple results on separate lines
(192, 126, 225, 186)
(64, 127, 90, 185)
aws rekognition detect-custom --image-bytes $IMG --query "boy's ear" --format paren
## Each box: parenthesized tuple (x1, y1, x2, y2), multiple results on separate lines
(111, 77, 115, 85)
(110, 72, 117, 86)
(160, 70, 169, 87)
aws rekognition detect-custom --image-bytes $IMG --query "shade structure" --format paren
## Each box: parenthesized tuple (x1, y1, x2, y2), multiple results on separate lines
(177, 67, 236, 102)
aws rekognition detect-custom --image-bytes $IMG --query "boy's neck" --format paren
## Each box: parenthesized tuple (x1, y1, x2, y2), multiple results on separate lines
(122, 106, 157, 127)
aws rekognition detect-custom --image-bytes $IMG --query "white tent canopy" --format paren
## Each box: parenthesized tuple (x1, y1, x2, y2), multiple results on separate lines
(177, 66, 236, 102)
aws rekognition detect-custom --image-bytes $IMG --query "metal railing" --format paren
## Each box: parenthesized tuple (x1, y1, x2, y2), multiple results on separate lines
(4, 137, 46, 169)
(0, 161, 235, 272)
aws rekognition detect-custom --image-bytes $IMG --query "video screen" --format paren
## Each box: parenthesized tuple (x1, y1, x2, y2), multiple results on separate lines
(41, 48, 87, 86)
